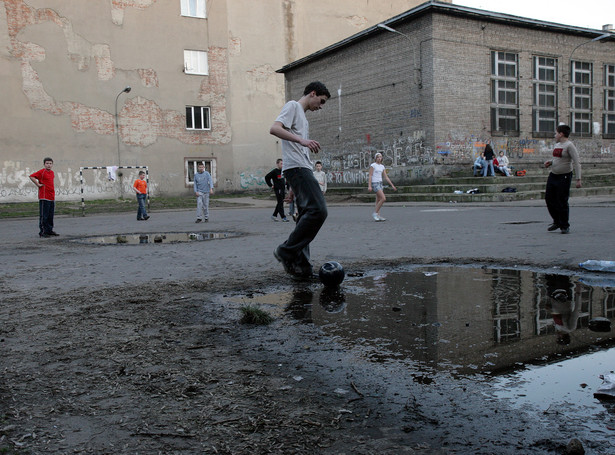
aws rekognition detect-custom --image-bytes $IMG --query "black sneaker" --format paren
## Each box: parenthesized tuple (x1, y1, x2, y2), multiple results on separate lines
(547, 223, 559, 231)
(560, 227, 570, 234)
(143, 216, 150, 220)
(195, 219, 202, 223)
(48, 231, 59, 236)
(274, 247, 295, 275)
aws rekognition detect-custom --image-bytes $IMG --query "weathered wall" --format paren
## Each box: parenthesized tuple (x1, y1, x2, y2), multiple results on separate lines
(282, 10, 615, 187)
(0, 0, 447, 202)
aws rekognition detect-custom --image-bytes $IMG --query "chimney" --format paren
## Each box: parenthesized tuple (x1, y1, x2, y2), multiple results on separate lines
(603, 24, 614, 32)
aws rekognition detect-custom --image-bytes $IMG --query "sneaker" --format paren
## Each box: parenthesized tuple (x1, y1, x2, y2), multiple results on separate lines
(271, 216, 278, 222)
(48, 231, 60, 236)
(281, 217, 289, 222)
(547, 223, 559, 231)
(560, 227, 570, 234)
(143, 215, 150, 220)
(204, 218, 208, 222)
(292, 213, 298, 222)
(195, 219, 202, 223)
(372, 212, 379, 221)
(274, 247, 295, 275)
(377, 215, 387, 221)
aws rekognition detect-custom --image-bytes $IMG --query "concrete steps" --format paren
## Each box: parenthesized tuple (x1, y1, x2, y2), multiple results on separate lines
(327, 166, 615, 203)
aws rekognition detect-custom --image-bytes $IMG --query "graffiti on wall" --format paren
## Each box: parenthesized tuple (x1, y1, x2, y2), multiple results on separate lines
(239, 170, 266, 189)
(0, 162, 154, 201)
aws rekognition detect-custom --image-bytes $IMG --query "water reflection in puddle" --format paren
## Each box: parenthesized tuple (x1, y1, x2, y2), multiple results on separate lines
(70, 231, 241, 245)
(236, 265, 615, 376)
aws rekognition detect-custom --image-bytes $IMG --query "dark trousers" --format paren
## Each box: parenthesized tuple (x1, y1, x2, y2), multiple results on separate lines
(545, 172, 572, 229)
(272, 187, 286, 218)
(277, 168, 328, 268)
(39, 199, 54, 235)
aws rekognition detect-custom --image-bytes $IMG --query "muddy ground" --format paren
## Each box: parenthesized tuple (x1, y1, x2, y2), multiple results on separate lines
(1, 198, 614, 454)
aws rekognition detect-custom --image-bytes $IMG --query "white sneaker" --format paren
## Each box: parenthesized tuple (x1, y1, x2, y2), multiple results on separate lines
(377, 215, 386, 221)
(372, 212, 379, 221)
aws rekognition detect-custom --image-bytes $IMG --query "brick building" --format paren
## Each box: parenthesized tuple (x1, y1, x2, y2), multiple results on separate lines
(0, 0, 432, 202)
(278, 1, 615, 187)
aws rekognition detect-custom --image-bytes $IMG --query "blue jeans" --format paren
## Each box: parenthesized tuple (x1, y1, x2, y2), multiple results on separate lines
(277, 167, 327, 269)
(136, 194, 148, 219)
(39, 199, 54, 235)
(483, 159, 494, 177)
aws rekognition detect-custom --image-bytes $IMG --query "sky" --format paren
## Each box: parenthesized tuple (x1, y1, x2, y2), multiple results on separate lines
(453, 0, 615, 30)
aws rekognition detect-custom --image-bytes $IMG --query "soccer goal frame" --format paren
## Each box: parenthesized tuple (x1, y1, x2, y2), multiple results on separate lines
(79, 165, 149, 217)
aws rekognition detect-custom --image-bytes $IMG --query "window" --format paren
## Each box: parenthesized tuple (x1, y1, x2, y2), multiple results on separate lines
(184, 50, 208, 75)
(532, 56, 558, 136)
(180, 0, 206, 18)
(186, 106, 211, 130)
(570, 61, 593, 136)
(491, 51, 519, 134)
(185, 158, 216, 186)
(604, 64, 615, 137)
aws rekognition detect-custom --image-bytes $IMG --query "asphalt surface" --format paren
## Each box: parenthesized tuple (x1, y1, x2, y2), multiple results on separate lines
(2, 195, 614, 294)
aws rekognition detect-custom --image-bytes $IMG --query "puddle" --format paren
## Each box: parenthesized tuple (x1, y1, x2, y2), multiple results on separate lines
(70, 231, 242, 245)
(232, 265, 615, 376)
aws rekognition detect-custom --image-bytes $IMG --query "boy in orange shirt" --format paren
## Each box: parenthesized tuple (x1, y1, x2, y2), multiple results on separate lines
(132, 171, 149, 220)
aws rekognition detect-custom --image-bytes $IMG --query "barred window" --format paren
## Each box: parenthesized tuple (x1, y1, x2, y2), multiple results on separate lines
(570, 61, 593, 136)
(532, 56, 558, 135)
(490, 51, 519, 134)
(604, 64, 615, 137)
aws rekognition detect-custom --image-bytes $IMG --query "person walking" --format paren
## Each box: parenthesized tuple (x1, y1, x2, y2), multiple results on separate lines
(194, 162, 214, 223)
(132, 171, 150, 221)
(29, 157, 58, 237)
(269, 81, 331, 279)
(544, 124, 581, 234)
(368, 152, 396, 221)
(265, 158, 289, 222)
(483, 141, 495, 177)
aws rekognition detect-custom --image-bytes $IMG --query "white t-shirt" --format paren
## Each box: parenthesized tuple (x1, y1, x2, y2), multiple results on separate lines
(371, 163, 385, 183)
(275, 100, 312, 171)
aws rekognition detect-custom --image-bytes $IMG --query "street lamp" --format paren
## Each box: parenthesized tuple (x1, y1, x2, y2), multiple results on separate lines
(569, 33, 612, 60)
(115, 86, 131, 166)
(377, 23, 422, 88)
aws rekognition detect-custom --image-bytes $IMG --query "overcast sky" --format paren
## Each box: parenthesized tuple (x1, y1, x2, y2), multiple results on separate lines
(453, 0, 615, 30)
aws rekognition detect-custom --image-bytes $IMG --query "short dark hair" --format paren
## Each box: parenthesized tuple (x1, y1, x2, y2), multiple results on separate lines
(276, 158, 282, 164)
(556, 124, 571, 137)
(43, 157, 53, 164)
(315, 160, 322, 165)
(303, 81, 331, 99)
(139, 170, 145, 175)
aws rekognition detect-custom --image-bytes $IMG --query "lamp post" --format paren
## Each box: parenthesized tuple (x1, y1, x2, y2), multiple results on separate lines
(377, 23, 422, 88)
(569, 33, 612, 61)
(115, 86, 131, 166)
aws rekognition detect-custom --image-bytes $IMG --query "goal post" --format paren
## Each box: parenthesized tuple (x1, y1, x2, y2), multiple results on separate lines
(79, 165, 149, 217)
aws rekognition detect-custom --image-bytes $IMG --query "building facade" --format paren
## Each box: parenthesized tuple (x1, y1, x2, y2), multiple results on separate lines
(279, 1, 615, 187)
(0, 0, 435, 202)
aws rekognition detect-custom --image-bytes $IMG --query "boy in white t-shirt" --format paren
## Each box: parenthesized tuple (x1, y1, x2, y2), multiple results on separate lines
(269, 81, 331, 279)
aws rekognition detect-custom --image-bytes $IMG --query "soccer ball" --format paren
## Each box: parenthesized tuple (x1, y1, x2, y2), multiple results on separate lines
(318, 261, 345, 287)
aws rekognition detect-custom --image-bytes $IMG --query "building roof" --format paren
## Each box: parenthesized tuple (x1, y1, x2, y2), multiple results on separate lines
(277, 0, 613, 73)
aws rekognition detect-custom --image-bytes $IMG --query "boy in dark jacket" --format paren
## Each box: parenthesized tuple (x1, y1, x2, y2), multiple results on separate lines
(265, 158, 288, 222)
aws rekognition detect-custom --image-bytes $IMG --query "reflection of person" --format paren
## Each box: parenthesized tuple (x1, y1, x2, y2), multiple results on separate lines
(270, 81, 331, 279)
(545, 274, 580, 345)
(29, 157, 58, 237)
(497, 151, 511, 176)
(265, 159, 288, 222)
(313, 161, 327, 193)
(483, 141, 495, 177)
(368, 152, 397, 221)
(194, 162, 214, 223)
(473, 153, 486, 177)
(544, 124, 582, 234)
(132, 171, 149, 221)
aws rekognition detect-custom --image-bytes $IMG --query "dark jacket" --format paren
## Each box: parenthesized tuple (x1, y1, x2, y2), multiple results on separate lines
(265, 168, 285, 190)
(484, 144, 495, 161)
